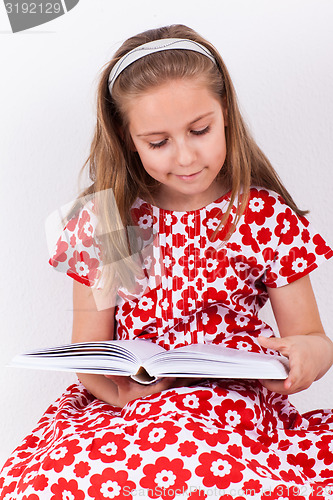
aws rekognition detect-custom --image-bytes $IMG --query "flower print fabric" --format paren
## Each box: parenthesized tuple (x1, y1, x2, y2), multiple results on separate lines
(47, 186, 332, 351)
(48, 202, 103, 288)
(1, 186, 333, 500)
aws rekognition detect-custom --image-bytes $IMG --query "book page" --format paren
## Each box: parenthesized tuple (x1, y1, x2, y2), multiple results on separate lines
(143, 343, 289, 379)
(113, 339, 165, 362)
(10, 339, 166, 378)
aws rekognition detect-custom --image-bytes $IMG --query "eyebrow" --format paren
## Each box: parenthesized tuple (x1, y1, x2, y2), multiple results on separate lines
(136, 111, 215, 137)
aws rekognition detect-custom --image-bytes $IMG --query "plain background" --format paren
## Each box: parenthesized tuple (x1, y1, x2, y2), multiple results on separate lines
(1, 0, 332, 468)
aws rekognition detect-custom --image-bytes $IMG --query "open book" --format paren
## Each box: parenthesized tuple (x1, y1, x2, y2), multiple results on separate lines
(10, 339, 289, 385)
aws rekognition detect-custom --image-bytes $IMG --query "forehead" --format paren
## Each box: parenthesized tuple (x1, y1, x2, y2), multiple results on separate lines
(126, 78, 222, 131)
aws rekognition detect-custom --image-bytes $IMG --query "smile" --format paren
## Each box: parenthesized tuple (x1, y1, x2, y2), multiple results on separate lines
(174, 169, 203, 181)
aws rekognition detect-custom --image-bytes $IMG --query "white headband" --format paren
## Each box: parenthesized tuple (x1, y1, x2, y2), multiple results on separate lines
(108, 38, 217, 95)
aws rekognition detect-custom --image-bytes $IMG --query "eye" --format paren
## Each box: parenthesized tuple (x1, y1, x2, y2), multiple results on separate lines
(191, 125, 210, 136)
(148, 139, 167, 150)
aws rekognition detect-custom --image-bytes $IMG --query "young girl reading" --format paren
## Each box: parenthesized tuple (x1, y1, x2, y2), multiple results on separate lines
(1, 24, 333, 500)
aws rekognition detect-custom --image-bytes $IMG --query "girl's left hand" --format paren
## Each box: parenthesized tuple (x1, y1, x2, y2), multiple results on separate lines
(257, 334, 333, 395)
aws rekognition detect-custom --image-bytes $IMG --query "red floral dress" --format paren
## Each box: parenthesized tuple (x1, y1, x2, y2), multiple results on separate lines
(1, 187, 333, 500)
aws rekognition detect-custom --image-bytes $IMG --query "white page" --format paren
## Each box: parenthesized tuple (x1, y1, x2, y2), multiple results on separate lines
(10, 339, 165, 373)
(143, 343, 289, 379)
(109, 339, 165, 362)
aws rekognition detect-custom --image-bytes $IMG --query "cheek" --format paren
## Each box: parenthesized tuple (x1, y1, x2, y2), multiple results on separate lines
(138, 149, 170, 174)
(135, 148, 153, 169)
(204, 136, 227, 167)
(218, 142, 227, 162)
(213, 132, 227, 161)
(137, 153, 164, 178)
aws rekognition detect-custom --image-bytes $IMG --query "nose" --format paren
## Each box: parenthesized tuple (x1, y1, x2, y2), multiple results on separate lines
(175, 139, 196, 168)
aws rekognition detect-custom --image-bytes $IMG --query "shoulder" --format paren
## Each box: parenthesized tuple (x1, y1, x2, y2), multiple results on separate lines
(233, 185, 313, 257)
(242, 186, 286, 225)
(247, 186, 287, 208)
(62, 199, 99, 245)
(243, 187, 332, 287)
(49, 198, 103, 287)
(245, 185, 309, 227)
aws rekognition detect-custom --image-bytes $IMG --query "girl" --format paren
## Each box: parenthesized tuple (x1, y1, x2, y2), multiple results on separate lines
(1, 23, 333, 500)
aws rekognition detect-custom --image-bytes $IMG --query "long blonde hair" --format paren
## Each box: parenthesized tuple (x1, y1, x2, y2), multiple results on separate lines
(66, 24, 308, 294)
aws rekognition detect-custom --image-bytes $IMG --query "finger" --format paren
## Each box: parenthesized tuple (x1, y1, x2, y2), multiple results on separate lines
(259, 378, 291, 394)
(258, 336, 283, 347)
(156, 377, 178, 390)
(284, 377, 292, 390)
(130, 377, 176, 391)
(104, 375, 131, 389)
(258, 336, 290, 357)
(284, 353, 303, 391)
(130, 377, 176, 398)
(171, 377, 200, 388)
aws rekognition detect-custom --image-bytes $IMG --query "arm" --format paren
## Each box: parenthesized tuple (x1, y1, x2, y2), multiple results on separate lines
(258, 274, 333, 395)
(72, 280, 180, 407)
(72, 279, 119, 404)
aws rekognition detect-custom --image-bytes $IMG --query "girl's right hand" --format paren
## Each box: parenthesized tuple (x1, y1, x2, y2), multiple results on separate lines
(104, 375, 197, 408)
(72, 282, 201, 407)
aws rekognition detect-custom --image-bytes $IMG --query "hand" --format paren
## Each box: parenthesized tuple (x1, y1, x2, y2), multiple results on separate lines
(257, 334, 333, 395)
(104, 375, 197, 408)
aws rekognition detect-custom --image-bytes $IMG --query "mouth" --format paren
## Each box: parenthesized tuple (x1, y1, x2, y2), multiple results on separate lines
(174, 169, 203, 181)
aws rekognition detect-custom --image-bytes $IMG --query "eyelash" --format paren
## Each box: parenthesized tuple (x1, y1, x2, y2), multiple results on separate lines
(148, 125, 211, 149)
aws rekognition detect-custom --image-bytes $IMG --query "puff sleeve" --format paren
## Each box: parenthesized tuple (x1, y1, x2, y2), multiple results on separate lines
(48, 200, 103, 288)
(260, 191, 333, 288)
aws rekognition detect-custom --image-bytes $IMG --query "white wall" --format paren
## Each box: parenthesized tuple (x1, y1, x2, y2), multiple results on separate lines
(1, 0, 333, 468)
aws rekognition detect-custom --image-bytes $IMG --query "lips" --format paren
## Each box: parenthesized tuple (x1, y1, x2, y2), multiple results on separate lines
(175, 169, 203, 180)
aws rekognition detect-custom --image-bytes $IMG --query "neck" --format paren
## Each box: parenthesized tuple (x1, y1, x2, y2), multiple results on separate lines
(152, 180, 228, 211)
